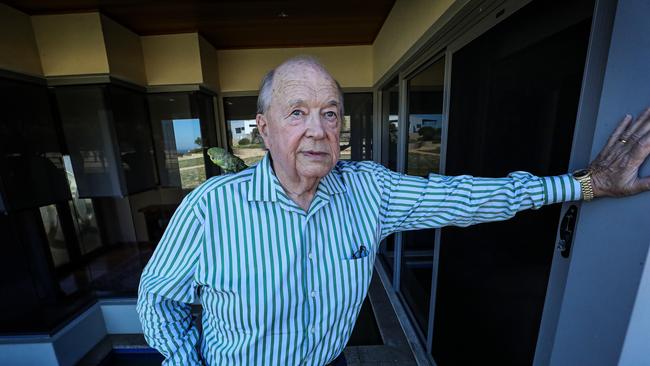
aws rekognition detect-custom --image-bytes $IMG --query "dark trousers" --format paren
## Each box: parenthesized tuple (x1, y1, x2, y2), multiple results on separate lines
(326, 353, 347, 366)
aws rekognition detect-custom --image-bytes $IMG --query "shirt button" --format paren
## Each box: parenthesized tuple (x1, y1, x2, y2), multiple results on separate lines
(310, 291, 317, 298)
(308, 252, 314, 260)
(310, 327, 316, 333)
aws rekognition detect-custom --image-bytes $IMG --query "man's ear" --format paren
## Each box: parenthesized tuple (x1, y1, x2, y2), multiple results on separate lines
(256, 113, 271, 149)
(255, 113, 268, 137)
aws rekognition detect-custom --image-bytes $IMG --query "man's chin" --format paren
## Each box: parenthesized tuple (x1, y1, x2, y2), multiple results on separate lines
(297, 163, 334, 179)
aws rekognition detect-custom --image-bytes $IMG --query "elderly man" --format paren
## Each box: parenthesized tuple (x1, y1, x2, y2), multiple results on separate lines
(137, 56, 650, 366)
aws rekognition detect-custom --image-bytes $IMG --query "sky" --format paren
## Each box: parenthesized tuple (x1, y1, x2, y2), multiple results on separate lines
(172, 119, 202, 152)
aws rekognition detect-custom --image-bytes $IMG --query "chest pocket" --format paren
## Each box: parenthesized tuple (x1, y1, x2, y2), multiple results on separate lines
(338, 252, 374, 313)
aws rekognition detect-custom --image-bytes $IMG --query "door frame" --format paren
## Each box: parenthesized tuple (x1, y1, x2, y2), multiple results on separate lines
(535, 0, 650, 364)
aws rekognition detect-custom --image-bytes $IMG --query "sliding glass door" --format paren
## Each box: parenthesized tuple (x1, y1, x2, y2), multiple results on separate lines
(398, 57, 446, 337)
(432, 0, 594, 364)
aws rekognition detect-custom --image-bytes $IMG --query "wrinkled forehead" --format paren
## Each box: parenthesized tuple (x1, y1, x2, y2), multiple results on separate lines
(271, 65, 341, 108)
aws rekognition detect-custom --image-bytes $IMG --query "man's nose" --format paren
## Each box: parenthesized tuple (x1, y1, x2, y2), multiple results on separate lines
(305, 111, 326, 139)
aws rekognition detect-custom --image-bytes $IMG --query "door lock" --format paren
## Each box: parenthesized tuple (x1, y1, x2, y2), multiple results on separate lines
(557, 205, 578, 258)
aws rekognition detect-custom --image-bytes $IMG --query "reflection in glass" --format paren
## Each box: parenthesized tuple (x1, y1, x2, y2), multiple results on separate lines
(340, 115, 352, 160)
(399, 57, 445, 336)
(64, 156, 102, 254)
(224, 96, 266, 166)
(406, 58, 445, 177)
(382, 79, 400, 171)
(0, 77, 70, 213)
(54, 86, 125, 197)
(109, 86, 158, 194)
(39, 204, 69, 267)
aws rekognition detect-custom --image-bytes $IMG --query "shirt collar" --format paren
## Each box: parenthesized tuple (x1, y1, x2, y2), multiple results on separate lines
(247, 152, 346, 202)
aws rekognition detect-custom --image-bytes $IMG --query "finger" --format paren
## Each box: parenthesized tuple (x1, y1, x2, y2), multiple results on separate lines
(630, 106, 650, 138)
(604, 114, 634, 150)
(634, 176, 650, 194)
(633, 130, 650, 160)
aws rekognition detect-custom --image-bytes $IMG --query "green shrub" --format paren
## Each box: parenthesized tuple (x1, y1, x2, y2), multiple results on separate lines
(238, 138, 251, 146)
(418, 126, 441, 141)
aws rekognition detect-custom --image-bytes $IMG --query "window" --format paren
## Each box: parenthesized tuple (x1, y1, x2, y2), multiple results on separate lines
(224, 96, 266, 166)
(148, 92, 216, 189)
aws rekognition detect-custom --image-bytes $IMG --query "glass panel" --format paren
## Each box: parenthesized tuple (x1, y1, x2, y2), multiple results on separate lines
(55, 86, 124, 197)
(109, 85, 158, 194)
(224, 96, 266, 166)
(39, 204, 70, 267)
(432, 0, 594, 363)
(148, 93, 192, 187)
(344, 93, 373, 161)
(378, 78, 399, 283)
(406, 58, 444, 177)
(0, 209, 95, 334)
(399, 57, 445, 335)
(0, 77, 70, 212)
(147, 92, 211, 189)
(195, 92, 219, 178)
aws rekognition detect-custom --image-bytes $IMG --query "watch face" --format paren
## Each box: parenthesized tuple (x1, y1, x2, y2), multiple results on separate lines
(573, 169, 590, 178)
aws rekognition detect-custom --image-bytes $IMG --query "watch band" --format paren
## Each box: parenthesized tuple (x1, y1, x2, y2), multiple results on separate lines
(572, 169, 594, 201)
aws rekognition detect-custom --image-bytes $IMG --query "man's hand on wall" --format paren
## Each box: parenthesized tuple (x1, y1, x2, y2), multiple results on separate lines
(590, 107, 650, 197)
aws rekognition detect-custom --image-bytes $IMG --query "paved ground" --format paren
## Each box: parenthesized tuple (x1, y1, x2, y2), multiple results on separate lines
(344, 345, 417, 366)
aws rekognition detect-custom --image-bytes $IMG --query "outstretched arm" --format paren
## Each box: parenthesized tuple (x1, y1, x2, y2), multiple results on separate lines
(377, 165, 580, 240)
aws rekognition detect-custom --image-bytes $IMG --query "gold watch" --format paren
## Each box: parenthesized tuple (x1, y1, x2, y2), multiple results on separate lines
(572, 169, 594, 201)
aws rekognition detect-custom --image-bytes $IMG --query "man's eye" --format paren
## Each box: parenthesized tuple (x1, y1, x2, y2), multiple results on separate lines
(324, 111, 337, 119)
(290, 110, 303, 117)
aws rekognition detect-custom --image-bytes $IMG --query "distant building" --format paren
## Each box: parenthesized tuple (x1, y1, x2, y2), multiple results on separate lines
(229, 119, 257, 144)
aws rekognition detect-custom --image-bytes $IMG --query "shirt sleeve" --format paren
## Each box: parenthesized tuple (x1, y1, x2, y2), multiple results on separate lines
(137, 194, 205, 365)
(376, 164, 581, 240)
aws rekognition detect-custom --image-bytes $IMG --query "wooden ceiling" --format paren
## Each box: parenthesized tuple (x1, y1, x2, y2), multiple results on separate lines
(9, 0, 396, 49)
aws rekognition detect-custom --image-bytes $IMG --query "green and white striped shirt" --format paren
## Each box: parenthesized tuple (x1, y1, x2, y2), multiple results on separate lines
(137, 153, 581, 365)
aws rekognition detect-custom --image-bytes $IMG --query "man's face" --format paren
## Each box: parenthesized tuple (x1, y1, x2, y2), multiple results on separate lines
(257, 65, 341, 181)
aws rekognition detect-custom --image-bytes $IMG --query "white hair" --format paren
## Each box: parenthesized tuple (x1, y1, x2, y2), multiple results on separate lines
(256, 55, 344, 116)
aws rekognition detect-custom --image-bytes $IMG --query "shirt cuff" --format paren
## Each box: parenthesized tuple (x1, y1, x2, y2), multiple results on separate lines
(541, 174, 582, 204)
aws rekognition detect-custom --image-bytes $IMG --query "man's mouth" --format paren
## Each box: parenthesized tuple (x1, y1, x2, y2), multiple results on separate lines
(301, 150, 329, 157)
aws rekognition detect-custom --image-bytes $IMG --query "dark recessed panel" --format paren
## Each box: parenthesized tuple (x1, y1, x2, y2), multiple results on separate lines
(0, 78, 71, 213)
(8, 0, 396, 49)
